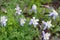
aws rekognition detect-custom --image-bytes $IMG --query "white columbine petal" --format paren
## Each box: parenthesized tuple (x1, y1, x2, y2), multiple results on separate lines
(29, 17, 39, 27)
(47, 20, 52, 28)
(20, 18, 26, 26)
(0, 16, 7, 26)
(16, 10, 22, 15)
(42, 20, 52, 30)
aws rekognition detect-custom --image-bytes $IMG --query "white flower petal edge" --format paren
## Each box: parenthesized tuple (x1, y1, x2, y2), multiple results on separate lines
(20, 18, 26, 26)
(29, 17, 39, 27)
(0, 16, 8, 26)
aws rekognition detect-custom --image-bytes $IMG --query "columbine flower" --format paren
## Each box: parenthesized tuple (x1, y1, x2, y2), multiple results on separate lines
(42, 20, 52, 30)
(32, 4, 37, 11)
(44, 33, 50, 40)
(49, 9, 58, 20)
(46, 20, 52, 28)
(42, 31, 50, 40)
(15, 5, 20, 11)
(16, 10, 22, 15)
(30, 4, 37, 13)
(29, 17, 39, 27)
(15, 5, 22, 15)
(41, 5, 58, 20)
(0, 16, 7, 26)
(20, 18, 26, 26)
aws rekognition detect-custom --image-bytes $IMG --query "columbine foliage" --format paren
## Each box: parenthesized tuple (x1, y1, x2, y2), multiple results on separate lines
(0, 0, 60, 40)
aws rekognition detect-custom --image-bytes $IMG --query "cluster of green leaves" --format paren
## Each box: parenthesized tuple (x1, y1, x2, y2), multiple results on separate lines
(0, 0, 60, 40)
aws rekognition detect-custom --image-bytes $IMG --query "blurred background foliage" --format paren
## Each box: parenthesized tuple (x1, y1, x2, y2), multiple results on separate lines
(0, 0, 60, 40)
